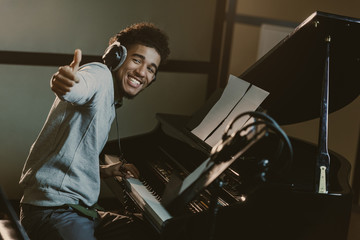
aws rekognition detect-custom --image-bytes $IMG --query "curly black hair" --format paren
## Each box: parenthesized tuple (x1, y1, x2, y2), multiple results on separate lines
(109, 22, 170, 65)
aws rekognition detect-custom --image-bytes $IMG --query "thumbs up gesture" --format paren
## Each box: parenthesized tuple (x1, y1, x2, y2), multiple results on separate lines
(51, 49, 82, 97)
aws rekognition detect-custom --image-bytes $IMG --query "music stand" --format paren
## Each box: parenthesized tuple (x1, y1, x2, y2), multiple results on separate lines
(161, 122, 266, 215)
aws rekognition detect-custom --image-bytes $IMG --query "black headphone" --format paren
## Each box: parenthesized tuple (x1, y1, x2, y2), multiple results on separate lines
(102, 41, 127, 71)
(213, 111, 293, 174)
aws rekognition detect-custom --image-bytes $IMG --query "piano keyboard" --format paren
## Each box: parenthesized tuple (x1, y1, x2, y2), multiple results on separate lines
(103, 154, 172, 231)
(104, 154, 228, 231)
(123, 177, 172, 231)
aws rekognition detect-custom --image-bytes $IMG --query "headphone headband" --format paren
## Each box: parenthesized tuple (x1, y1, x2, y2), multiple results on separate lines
(102, 41, 127, 71)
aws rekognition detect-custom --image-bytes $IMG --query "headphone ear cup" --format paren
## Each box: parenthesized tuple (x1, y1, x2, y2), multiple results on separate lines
(102, 42, 127, 71)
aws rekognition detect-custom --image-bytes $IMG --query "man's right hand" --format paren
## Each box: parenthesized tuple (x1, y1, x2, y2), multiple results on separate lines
(50, 49, 82, 98)
(100, 161, 140, 179)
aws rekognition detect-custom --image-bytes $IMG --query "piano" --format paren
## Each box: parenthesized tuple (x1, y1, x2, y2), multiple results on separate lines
(101, 11, 360, 240)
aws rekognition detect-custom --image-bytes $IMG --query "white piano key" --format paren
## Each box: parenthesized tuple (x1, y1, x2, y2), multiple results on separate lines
(125, 178, 172, 230)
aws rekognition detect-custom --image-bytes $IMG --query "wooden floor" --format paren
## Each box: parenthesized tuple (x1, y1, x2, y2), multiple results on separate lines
(348, 204, 360, 240)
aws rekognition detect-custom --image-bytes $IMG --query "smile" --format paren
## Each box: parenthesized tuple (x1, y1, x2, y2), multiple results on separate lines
(129, 77, 141, 87)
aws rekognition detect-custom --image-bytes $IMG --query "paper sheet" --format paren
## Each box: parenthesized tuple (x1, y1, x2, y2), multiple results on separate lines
(191, 75, 250, 140)
(205, 85, 269, 146)
(191, 74, 269, 148)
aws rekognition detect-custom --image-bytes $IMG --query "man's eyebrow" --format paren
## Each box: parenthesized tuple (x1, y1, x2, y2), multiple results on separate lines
(132, 53, 158, 72)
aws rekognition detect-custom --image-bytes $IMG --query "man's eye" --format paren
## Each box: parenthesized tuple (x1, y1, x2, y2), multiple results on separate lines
(133, 59, 141, 64)
(147, 67, 155, 74)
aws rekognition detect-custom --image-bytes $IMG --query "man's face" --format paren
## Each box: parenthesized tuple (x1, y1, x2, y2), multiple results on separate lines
(114, 44, 161, 99)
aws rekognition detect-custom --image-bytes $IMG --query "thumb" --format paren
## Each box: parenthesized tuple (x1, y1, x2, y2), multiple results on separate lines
(70, 49, 82, 72)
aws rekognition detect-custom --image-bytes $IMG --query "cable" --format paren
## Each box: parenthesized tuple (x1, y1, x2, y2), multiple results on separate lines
(114, 108, 134, 212)
(222, 111, 293, 174)
(223, 111, 280, 138)
(115, 109, 127, 169)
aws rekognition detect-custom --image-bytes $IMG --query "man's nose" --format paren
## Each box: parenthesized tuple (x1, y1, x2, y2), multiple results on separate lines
(135, 64, 146, 77)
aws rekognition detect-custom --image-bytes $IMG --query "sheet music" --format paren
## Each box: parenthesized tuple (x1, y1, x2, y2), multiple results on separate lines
(191, 74, 269, 147)
(191, 75, 250, 140)
(205, 85, 269, 146)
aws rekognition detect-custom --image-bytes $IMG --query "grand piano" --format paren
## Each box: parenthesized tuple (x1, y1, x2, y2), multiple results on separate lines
(101, 11, 360, 240)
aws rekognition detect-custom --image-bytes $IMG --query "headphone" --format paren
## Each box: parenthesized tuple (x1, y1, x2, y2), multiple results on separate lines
(102, 41, 127, 71)
(213, 111, 293, 174)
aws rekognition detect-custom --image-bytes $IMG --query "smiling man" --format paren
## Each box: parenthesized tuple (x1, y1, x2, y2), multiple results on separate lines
(114, 44, 160, 99)
(19, 22, 170, 240)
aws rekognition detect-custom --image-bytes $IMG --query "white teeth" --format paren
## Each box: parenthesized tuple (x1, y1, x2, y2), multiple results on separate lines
(129, 77, 140, 86)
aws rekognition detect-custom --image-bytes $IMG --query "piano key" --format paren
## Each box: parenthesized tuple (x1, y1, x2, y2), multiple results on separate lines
(125, 178, 172, 230)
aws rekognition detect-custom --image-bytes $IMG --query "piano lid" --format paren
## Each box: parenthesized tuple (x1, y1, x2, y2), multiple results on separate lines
(240, 11, 360, 125)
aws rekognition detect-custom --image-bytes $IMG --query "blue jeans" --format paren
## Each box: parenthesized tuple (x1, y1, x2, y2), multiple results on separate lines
(20, 204, 157, 240)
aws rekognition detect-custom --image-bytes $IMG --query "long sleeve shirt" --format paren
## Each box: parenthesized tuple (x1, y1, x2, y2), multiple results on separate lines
(19, 62, 115, 207)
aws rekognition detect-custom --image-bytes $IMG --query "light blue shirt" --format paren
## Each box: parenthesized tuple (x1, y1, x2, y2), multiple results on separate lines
(19, 63, 115, 207)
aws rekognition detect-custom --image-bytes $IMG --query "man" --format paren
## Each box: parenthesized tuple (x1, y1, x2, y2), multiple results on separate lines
(19, 22, 170, 240)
